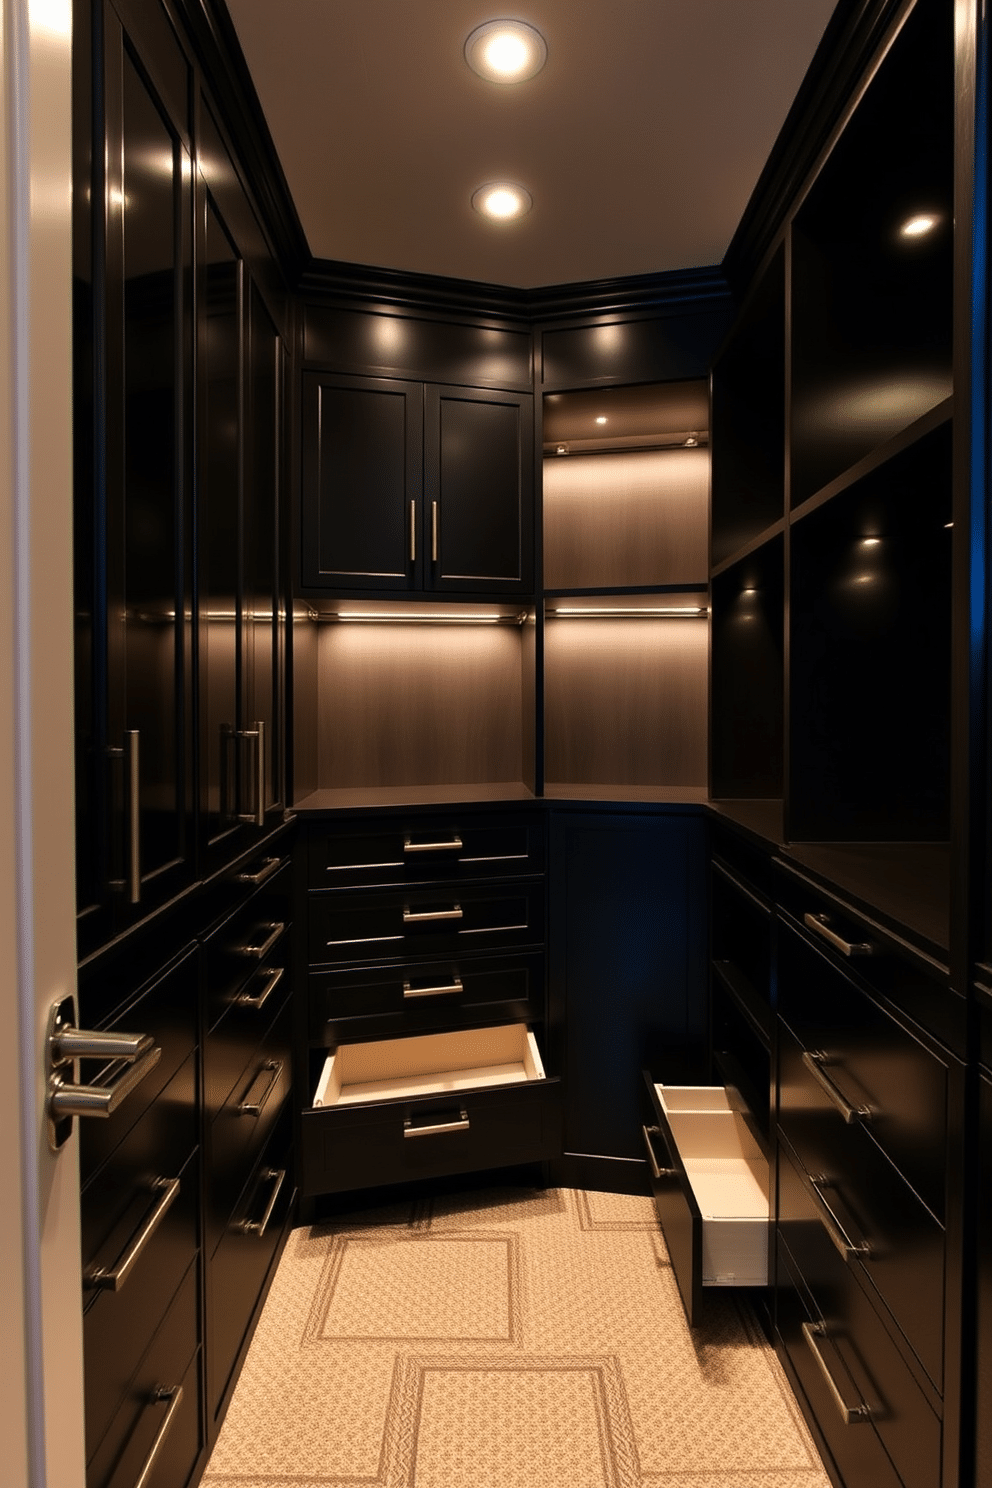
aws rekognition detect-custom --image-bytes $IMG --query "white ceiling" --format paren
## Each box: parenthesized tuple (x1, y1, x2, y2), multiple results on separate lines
(225, 0, 839, 290)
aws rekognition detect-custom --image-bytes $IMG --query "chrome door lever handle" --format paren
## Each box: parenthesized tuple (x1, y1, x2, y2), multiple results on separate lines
(45, 994, 161, 1151)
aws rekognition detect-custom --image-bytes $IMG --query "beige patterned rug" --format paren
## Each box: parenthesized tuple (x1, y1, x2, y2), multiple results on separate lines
(202, 1185, 830, 1488)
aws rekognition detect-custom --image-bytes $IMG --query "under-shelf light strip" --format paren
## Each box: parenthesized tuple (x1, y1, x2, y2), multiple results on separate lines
(331, 611, 527, 625)
(550, 606, 708, 618)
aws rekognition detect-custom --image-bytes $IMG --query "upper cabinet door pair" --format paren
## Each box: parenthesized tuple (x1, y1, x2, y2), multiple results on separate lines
(300, 372, 534, 596)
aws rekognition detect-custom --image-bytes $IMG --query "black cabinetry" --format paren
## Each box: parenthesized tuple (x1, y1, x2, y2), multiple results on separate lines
(74, 0, 196, 960)
(300, 372, 533, 597)
(297, 807, 558, 1201)
(548, 810, 707, 1194)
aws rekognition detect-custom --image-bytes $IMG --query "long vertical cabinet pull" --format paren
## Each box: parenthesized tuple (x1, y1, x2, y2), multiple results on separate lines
(431, 500, 439, 562)
(125, 728, 140, 903)
(409, 499, 417, 562)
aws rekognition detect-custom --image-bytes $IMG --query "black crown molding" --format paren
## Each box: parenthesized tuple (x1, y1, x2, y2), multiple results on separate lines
(299, 258, 733, 327)
(173, 0, 311, 283)
(723, 0, 909, 291)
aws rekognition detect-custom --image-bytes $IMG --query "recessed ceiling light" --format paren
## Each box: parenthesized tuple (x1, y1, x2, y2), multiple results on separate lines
(900, 213, 938, 238)
(471, 181, 533, 220)
(464, 19, 547, 83)
(595, 416, 607, 425)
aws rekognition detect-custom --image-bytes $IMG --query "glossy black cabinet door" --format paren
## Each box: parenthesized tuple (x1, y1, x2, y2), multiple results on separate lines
(300, 373, 533, 596)
(300, 372, 424, 591)
(197, 190, 286, 871)
(74, 0, 195, 959)
(425, 385, 533, 593)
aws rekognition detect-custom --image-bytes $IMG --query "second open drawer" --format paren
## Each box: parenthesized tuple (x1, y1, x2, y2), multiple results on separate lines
(301, 1023, 561, 1196)
(641, 1076, 769, 1326)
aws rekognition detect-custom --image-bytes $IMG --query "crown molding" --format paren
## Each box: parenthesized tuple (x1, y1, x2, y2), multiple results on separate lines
(723, 0, 910, 291)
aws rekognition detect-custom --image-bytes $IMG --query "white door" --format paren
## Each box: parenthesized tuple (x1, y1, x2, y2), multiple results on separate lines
(1, 1, 86, 1484)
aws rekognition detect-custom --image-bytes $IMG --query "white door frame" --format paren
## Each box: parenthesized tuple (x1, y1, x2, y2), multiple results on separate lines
(2, 1, 86, 1484)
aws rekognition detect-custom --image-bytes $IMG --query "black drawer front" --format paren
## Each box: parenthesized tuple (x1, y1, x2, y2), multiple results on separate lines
(81, 1054, 197, 1271)
(87, 1267, 202, 1488)
(308, 881, 544, 965)
(207, 1110, 294, 1421)
(641, 1075, 702, 1326)
(309, 813, 544, 888)
(779, 1023, 946, 1389)
(309, 951, 543, 1043)
(776, 1165, 942, 1488)
(205, 995, 292, 1258)
(203, 859, 292, 1034)
(774, 865, 960, 1057)
(204, 961, 291, 1124)
(301, 1073, 561, 1196)
(79, 947, 199, 1184)
(711, 976, 771, 1134)
(83, 1143, 199, 1463)
(711, 858, 773, 1018)
(778, 919, 948, 1222)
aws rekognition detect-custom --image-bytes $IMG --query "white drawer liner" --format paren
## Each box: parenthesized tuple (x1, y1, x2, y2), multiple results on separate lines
(315, 1023, 546, 1107)
(654, 1084, 769, 1287)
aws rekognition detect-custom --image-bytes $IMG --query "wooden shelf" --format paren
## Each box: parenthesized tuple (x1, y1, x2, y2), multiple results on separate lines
(293, 782, 537, 814)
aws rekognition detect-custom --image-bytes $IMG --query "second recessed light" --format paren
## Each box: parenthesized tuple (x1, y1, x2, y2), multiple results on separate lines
(465, 19, 547, 82)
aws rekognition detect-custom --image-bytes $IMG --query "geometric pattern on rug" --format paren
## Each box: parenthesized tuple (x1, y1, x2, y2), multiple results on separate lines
(201, 1186, 831, 1488)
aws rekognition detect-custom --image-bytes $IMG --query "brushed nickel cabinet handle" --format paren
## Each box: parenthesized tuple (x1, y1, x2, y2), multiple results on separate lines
(125, 729, 141, 903)
(237, 854, 282, 886)
(410, 499, 416, 561)
(432, 500, 438, 561)
(238, 1059, 283, 1118)
(85, 1176, 180, 1292)
(641, 1123, 677, 1180)
(403, 904, 463, 923)
(804, 912, 873, 958)
(809, 1174, 872, 1262)
(801, 1322, 872, 1424)
(133, 1384, 184, 1488)
(802, 1050, 872, 1124)
(403, 977, 463, 998)
(238, 921, 286, 961)
(238, 966, 284, 1010)
(404, 1109, 470, 1138)
(403, 835, 463, 853)
(238, 1166, 286, 1237)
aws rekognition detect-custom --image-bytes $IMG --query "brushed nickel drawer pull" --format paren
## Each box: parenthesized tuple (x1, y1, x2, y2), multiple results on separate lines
(801, 1322, 872, 1425)
(85, 1176, 180, 1292)
(802, 1050, 872, 1124)
(133, 1384, 184, 1488)
(403, 977, 464, 999)
(238, 966, 284, 1010)
(431, 500, 439, 561)
(238, 921, 286, 961)
(236, 854, 282, 887)
(809, 1174, 872, 1262)
(403, 904, 463, 923)
(238, 1059, 283, 1118)
(409, 499, 417, 561)
(403, 835, 463, 853)
(804, 912, 874, 958)
(238, 1167, 286, 1238)
(641, 1124, 677, 1181)
(404, 1109, 470, 1138)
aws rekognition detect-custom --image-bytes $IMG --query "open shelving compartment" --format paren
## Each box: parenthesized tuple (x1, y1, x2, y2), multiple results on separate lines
(541, 379, 711, 802)
(292, 598, 538, 810)
(787, 411, 953, 954)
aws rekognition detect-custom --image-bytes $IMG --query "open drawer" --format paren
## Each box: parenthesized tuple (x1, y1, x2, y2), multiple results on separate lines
(301, 1024, 562, 1196)
(641, 1075, 769, 1326)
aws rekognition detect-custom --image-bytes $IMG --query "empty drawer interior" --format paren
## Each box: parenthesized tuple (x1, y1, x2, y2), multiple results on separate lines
(653, 1083, 769, 1288)
(315, 1023, 546, 1106)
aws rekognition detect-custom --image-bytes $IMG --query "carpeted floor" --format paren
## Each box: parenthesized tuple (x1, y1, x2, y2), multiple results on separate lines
(202, 1185, 831, 1488)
